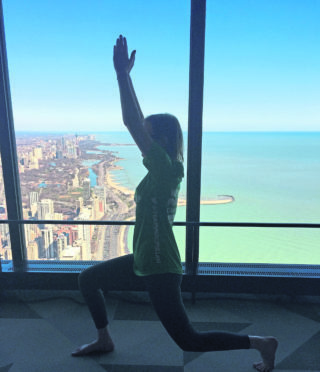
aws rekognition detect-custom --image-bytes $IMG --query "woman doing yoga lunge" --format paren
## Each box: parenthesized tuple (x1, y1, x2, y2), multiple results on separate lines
(72, 35, 278, 372)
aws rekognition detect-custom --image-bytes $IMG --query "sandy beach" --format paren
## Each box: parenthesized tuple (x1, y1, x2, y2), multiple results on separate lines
(178, 195, 234, 206)
(105, 161, 135, 198)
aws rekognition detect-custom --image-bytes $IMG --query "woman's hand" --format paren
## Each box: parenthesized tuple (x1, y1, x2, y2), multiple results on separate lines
(113, 35, 136, 75)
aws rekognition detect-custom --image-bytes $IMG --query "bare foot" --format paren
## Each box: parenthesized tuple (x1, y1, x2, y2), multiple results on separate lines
(252, 336, 278, 372)
(71, 339, 114, 356)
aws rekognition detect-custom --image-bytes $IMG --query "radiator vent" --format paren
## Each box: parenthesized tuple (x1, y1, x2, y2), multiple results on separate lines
(198, 262, 320, 278)
(2, 260, 320, 277)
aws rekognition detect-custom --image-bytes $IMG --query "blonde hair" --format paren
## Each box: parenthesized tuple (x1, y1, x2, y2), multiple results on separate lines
(144, 113, 184, 162)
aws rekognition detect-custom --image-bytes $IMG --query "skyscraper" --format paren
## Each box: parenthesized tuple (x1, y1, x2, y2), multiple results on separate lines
(82, 178, 91, 201)
(37, 199, 54, 220)
(40, 227, 54, 259)
(29, 191, 39, 206)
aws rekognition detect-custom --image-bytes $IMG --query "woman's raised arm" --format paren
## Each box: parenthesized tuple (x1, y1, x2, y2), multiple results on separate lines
(113, 35, 152, 156)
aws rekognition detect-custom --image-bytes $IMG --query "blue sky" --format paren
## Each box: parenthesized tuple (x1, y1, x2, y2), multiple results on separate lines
(3, 0, 320, 132)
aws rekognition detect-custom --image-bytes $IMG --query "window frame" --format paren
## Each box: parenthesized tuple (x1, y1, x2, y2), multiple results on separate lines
(0, 0, 26, 272)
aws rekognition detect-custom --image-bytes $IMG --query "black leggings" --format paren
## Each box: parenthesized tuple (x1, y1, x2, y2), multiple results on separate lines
(78, 254, 250, 352)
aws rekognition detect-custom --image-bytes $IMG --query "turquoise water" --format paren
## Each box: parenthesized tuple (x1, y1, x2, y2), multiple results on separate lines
(82, 159, 100, 187)
(201, 132, 320, 222)
(94, 132, 320, 264)
(38, 182, 47, 188)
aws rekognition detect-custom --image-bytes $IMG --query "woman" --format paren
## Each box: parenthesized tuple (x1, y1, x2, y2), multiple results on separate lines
(72, 35, 278, 372)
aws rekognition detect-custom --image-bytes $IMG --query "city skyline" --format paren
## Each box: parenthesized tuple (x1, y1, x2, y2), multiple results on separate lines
(0, 132, 135, 262)
(2, 0, 320, 132)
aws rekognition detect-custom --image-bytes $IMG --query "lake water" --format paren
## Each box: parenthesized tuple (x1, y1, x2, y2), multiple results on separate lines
(94, 131, 320, 264)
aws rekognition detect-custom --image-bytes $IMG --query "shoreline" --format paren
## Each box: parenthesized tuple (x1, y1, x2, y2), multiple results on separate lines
(96, 156, 235, 260)
(105, 162, 135, 198)
(104, 160, 235, 207)
(90, 141, 235, 207)
(102, 159, 135, 258)
(178, 195, 234, 206)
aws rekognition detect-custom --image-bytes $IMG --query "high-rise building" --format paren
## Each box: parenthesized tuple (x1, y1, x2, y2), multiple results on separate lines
(61, 136, 66, 151)
(70, 226, 79, 243)
(29, 191, 39, 207)
(75, 197, 84, 216)
(33, 147, 43, 160)
(27, 241, 39, 260)
(56, 233, 68, 258)
(82, 178, 91, 201)
(72, 169, 80, 188)
(56, 150, 63, 159)
(24, 224, 40, 244)
(37, 199, 54, 220)
(67, 143, 76, 158)
(29, 192, 40, 217)
(39, 226, 54, 258)
(0, 223, 9, 237)
(77, 209, 92, 260)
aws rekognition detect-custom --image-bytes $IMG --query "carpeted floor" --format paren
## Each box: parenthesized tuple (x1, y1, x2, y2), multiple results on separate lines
(1, 289, 320, 371)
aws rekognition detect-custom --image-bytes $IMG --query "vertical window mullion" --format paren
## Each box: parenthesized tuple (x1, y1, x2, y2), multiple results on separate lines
(186, 0, 206, 276)
(0, 1, 26, 271)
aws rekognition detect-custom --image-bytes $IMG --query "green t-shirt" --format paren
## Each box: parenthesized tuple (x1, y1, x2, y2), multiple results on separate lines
(133, 142, 184, 276)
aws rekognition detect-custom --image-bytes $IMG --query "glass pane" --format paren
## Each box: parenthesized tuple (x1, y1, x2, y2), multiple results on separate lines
(3, 0, 189, 261)
(3, 0, 189, 223)
(200, 227, 320, 265)
(24, 223, 130, 261)
(23, 223, 186, 265)
(202, 1, 320, 224)
(200, 0, 320, 265)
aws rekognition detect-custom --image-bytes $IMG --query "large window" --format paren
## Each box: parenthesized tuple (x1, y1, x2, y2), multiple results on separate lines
(2, 0, 189, 263)
(200, 0, 320, 264)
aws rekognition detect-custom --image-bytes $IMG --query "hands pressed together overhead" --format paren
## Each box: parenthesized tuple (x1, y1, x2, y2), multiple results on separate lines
(113, 35, 136, 75)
